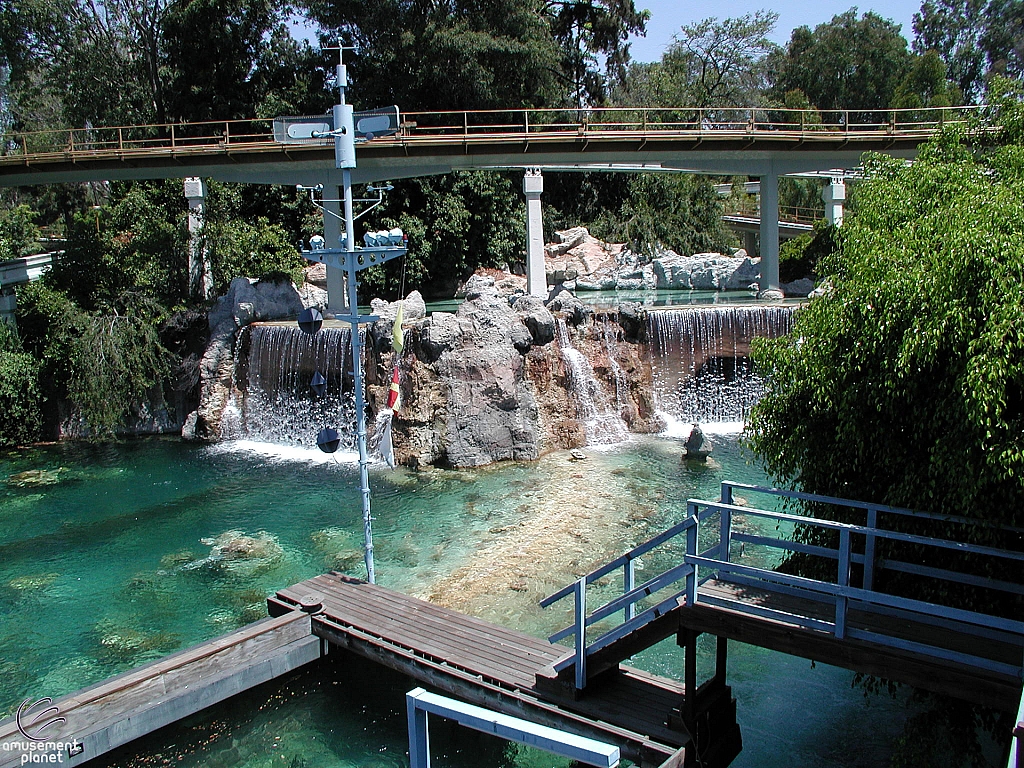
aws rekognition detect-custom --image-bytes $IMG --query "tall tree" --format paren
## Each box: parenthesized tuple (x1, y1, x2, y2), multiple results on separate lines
(299, 0, 565, 110)
(912, 0, 987, 101)
(981, 0, 1024, 81)
(546, 0, 648, 106)
(769, 10, 912, 111)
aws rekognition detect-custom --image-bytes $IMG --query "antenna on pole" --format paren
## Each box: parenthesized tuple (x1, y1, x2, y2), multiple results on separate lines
(276, 44, 407, 586)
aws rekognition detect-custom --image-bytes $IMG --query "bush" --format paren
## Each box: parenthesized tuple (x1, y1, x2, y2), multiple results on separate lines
(0, 323, 42, 447)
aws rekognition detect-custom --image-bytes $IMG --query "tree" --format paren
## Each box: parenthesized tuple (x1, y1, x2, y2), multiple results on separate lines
(545, 0, 649, 106)
(769, 10, 912, 111)
(299, 0, 565, 110)
(981, 0, 1024, 82)
(590, 173, 731, 257)
(746, 102, 1024, 768)
(615, 13, 779, 108)
(359, 171, 526, 300)
(0, 321, 42, 447)
(912, 0, 987, 101)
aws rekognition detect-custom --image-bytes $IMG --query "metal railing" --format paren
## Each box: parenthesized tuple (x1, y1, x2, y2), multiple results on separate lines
(540, 482, 1024, 690)
(0, 105, 996, 168)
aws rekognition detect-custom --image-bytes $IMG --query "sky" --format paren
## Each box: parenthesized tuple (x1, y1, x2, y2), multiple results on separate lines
(628, 0, 925, 63)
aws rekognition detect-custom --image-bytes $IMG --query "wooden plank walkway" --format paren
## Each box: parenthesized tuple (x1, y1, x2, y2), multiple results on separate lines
(271, 573, 741, 768)
(0, 612, 320, 768)
(677, 578, 1024, 711)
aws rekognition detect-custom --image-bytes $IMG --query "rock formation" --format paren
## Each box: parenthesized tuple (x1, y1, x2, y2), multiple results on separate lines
(543, 227, 768, 293)
(363, 273, 662, 468)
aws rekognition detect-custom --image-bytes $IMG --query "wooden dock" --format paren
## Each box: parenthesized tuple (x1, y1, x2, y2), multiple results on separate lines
(270, 572, 741, 768)
(0, 612, 320, 768)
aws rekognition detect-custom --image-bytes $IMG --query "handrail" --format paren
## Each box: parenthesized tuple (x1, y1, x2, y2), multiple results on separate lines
(0, 104, 998, 169)
(540, 481, 1024, 690)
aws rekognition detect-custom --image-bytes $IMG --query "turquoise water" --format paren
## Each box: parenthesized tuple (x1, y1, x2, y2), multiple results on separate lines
(0, 435, 911, 767)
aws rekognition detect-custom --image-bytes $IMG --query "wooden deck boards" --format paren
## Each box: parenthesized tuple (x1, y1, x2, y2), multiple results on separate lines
(272, 573, 723, 767)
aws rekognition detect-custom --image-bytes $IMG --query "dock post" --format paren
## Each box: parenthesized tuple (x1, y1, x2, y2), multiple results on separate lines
(523, 168, 546, 297)
(758, 170, 780, 294)
(714, 636, 728, 686)
(683, 630, 698, 729)
(407, 688, 431, 768)
(574, 576, 587, 690)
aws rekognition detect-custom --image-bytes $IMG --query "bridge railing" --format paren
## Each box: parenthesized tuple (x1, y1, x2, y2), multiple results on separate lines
(541, 481, 1024, 690)
(0, 105, 995, 166)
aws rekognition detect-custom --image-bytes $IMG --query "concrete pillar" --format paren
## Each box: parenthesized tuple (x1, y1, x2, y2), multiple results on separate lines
(323, 186, 348, 315)
(523, 168, 546, 298)
(823, 177, 846, 227)
(758, 173, 780, 294)
(183, 177, 212, 299)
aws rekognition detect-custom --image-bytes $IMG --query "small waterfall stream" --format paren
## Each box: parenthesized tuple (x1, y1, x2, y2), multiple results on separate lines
(556, 319, 629, 445)
(238, 324, 355, 447)
(647, 306, 795, 426)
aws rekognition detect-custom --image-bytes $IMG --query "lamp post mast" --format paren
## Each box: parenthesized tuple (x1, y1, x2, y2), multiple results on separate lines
(334, 49, 375, 584)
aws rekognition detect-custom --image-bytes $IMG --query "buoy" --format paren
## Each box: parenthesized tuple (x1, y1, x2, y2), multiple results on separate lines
(297, 307, 323, 335)
(317, 427, 341, 453)
(310, 371, 327, 397)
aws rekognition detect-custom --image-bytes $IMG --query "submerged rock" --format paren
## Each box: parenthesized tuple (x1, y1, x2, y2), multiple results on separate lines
(6, 468, 67, 488)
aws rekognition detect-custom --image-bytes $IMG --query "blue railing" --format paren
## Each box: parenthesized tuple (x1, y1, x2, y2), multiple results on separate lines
(540, 482, 1024, 691)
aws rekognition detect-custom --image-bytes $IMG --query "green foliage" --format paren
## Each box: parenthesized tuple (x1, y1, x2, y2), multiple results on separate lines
(61, 293, 172, 437)
(49, 181, 187, 309)
(892, 50, 962, 108)
(301, 0, 566, 110)
(15, 283, 171, 438)
(590, 173, 732, 258)
(0, 203, 39, 260)
(617, 12, 779, 108)
(769, 11, 913, 110)
(0, 321, 42, 447)
(359, 171, 525, 300)
(205, 216, 306, 296)
(778, 220, 837, 283)
(912, 0, 987, 101)
(748, 132, 1024, 531)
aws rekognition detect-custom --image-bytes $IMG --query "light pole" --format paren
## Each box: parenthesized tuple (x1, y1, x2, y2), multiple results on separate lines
(282, 49, 407, 584)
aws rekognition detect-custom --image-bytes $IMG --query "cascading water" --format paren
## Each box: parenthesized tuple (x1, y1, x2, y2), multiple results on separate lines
(556, 319, 629, 445)
(238, 323, 356, 448)
(648, 306, 795, 426)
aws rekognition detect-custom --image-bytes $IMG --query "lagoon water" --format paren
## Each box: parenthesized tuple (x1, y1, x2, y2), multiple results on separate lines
(0, 432, 912, 767)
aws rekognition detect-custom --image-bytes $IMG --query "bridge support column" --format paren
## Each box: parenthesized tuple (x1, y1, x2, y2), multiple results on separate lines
(523, 169, 546, 298)
(823, 177, 846, 227)
(758, 172, 781, 295)
(323, 186, 349, 314)
(183, 178, 212, 300)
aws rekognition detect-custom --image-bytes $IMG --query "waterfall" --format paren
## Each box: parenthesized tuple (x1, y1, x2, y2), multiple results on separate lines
(647, 306, 795, 425)
(556, 319, 629, 445)
(238, 324, 355, 448)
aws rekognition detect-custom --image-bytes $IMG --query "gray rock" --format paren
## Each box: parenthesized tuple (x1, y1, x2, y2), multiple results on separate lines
(419, 311, 463, 362)
(781, 278, 815, 298)
(234, 302, 255, 327)
(617, 302, 646, 342)
(462, 273, 498, 300)
(546, 287, 591, 326)
(653, 252, 760, 291)
(683, 423, 713, 461)
(513, 295, 556, 347)
(757, 288, 786, 301)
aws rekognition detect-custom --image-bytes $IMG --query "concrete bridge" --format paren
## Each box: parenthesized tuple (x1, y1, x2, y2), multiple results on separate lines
(0, 105, 990, 301)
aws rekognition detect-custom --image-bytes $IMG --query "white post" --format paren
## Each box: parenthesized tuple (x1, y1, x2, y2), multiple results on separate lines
(183, 177, 212, 299)
(523, 168, 546, 297)
(823, 177, 846, 227)
(758, 172, 781, 295)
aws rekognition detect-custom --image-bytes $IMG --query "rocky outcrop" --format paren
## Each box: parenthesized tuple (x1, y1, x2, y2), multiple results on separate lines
(544, 227, 764, 293)
(183, 274, 323, 441)
(652, 250, 760, 291)
(364, 274, 660, 468)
